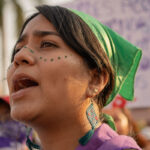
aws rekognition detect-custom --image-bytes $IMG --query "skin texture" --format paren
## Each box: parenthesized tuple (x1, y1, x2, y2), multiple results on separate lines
(7, 14, 108, 150)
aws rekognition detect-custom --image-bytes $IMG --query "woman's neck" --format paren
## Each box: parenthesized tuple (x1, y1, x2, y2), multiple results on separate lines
(34, 115, 94, 150)
(30, 100, 101, 150)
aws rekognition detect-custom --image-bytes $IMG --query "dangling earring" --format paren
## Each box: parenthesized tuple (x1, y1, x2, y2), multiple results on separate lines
(79, 99, 99, 145)
(26, 127, 41, 150)
(86, 99, 99, 129)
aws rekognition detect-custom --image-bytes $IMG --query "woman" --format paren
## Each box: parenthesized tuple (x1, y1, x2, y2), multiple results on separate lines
(7, 5, 142, 150)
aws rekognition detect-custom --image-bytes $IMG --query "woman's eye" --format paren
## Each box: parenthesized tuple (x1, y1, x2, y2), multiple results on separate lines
(40, 41, 57, 48)
(13, 48, 21, 57)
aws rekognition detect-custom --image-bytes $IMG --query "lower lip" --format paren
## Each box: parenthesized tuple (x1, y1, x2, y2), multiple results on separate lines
(11, 86, 38, 101)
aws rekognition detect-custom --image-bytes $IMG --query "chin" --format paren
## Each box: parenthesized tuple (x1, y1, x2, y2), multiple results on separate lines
(10, 105, 37, 125)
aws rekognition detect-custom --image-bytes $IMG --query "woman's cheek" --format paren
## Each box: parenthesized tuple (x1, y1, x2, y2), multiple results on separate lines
(7, 63, 14, 91)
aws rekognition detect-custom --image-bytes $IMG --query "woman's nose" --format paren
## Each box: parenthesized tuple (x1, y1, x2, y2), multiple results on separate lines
(14, 46, 35, 67)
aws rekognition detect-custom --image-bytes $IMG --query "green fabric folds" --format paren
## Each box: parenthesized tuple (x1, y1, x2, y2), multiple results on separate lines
(71, 10, 142, 106)
(103, 113, 116, 131)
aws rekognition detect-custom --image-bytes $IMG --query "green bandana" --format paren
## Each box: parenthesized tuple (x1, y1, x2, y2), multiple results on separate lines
(71, 9, 142, 106)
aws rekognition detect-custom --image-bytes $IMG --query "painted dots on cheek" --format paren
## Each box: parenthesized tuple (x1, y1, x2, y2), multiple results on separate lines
(38, 55, 69, 63)
(27, 48, 34, 53)
(24, 46, 34, 54)
(57, 56, 61, 60)
(50, 58, 54, 62)
(29, 49, 34, 53)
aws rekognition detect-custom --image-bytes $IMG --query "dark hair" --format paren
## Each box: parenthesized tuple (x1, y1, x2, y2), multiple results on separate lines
(0, 99, 10, 121)
(11, 5, 115, 107)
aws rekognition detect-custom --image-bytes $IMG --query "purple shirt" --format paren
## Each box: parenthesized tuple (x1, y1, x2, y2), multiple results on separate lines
(0, 120, 26, 148)
(76, 123, 141, 150)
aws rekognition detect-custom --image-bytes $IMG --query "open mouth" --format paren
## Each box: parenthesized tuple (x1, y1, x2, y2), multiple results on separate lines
(13, 76, 39, 92)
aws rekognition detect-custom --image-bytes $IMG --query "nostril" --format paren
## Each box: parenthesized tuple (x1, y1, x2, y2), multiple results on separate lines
(14, 61, 19, 66)
(22, 60, 29, 64)
(13, 50, 35, 66)
(14, 59, 29, 66)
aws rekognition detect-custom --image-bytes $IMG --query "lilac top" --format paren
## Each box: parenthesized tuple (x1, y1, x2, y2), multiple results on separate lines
(0, 120, 26, 148)
(76, 123, 141, 150)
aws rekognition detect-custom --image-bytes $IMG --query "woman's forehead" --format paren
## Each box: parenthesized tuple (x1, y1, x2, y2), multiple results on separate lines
(21, 14, 57, 37)
(17, 14, 61, 45)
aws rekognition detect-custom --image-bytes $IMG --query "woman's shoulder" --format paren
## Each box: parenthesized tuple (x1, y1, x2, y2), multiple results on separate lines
(76, 123, 141, 150)
(96, 123, 142, 150)
(98, 133, 141, 150)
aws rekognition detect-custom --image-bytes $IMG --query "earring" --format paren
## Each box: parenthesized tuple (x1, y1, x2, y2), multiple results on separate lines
(79, 100, 99, 145)
(26, 127, 40, 150)
(86, 100, 99, 129)
(94, 89, 98, 93)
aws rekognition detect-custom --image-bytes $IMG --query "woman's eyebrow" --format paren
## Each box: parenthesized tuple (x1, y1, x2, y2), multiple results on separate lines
(15, 30, 60, 46)
(16, 34, 27, 45)
(33, 30, 60, 37)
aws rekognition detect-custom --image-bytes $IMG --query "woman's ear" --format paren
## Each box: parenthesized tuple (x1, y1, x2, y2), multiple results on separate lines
(86, 69, 109, 98)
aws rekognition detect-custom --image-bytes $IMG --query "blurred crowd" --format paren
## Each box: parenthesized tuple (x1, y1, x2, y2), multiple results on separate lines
(0, 96, 27, 150)
(103, 108, 150, 150)
(0, 95, 150, 150)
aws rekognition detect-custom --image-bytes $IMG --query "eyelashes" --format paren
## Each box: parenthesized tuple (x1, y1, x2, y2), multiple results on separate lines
(12, 41, 58, 61)
(40, 41, 58, 48)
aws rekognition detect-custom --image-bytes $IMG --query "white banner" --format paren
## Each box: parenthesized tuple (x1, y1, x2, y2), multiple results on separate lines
(63, 0, 150, 108)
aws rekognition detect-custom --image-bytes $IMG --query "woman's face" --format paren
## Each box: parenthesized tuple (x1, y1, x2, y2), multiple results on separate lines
(7, 14, 91, 125)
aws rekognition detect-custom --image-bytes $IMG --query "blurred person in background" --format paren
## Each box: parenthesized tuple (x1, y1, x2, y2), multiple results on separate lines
(103, 107, 150, 149)
(141, 125, 150, 150)
(0, 96, 27, 150)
